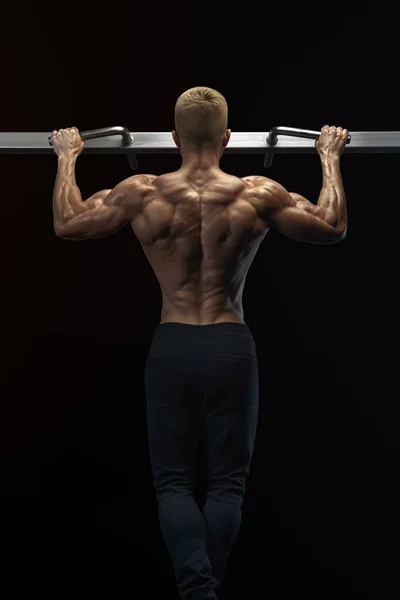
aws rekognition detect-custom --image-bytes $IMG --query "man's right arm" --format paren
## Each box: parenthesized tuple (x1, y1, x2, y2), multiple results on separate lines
(247, 127, 348, 245)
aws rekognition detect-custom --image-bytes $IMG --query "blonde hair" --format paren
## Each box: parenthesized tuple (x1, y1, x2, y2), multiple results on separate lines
(174, 86, 228, 150)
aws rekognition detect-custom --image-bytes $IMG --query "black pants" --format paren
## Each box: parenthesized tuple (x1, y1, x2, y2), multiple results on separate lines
(145, 323, 259, 600)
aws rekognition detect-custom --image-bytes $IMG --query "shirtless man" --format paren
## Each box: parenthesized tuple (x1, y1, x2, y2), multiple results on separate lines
(51, 86, 348, 600)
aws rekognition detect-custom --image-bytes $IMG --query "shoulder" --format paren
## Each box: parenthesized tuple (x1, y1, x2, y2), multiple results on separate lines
(105, 175, 158, 215)
(118, 174, 158, 203)
(241, 175, 287, 202)
(239, 176, 289, 221)
(241, 175, 278, 189)
(124, 174, 158, 189)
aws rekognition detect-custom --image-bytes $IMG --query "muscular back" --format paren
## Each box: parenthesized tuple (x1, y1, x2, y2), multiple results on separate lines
(131, 171, 269, 325)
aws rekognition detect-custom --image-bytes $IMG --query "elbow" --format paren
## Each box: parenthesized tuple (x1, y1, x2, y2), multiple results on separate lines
(54, 218, 67, 238)
(333, 229, 347, 244)
(54, 221, 79, 240)
(334, 221, 347, 242)
(324, 226, 347, 245)
(54, 224, 69, 239)
(339, 225, 347, 241)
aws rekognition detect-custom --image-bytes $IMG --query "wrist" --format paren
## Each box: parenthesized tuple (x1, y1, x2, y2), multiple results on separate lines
(319, 153, 341, 165)
(58, 153, 77, 163)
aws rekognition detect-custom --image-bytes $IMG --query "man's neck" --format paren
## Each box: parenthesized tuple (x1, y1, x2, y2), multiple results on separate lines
(179, 149, 221, 174)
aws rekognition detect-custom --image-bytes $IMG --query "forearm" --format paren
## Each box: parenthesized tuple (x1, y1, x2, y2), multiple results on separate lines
(317, 155, 347, 233)
(53, 154, 85, 229)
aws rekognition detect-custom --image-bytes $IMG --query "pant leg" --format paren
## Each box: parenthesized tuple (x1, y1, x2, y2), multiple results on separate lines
(199, 327, 259, 590)
(144, 325, 217, 600)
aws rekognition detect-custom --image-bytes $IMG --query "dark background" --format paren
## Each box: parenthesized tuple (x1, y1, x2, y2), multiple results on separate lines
(2, 1, 399, 599)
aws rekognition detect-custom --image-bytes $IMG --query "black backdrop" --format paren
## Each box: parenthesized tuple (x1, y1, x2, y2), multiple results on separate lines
(2, 2, 399, 599)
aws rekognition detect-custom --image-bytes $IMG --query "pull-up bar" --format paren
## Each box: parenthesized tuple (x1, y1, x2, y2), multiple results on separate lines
(0, 125, 398, 170)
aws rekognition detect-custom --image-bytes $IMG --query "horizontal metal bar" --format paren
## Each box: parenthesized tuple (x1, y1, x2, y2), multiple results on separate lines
(0, 131, 399, 155)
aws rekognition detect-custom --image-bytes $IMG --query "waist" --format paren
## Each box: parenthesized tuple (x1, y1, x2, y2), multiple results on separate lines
(157, 321, 250, 333)
(160, 305, 245, 326)
(151, 321, 255, 348)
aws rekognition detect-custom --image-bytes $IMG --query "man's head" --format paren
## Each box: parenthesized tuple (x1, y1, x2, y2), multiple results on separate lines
(172, 86, 231, 159)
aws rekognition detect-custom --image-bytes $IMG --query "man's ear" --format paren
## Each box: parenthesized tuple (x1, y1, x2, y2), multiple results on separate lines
(172, 130, 181, 148)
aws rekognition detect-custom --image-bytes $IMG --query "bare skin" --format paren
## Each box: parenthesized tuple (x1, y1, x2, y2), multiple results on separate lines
(129, 125, 348, 325)
(132, 169, 269, 325)
(52, 125, 348, 326)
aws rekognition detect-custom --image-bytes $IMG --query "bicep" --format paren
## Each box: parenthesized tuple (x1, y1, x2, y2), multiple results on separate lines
(56, 199, 129, 240)
(56, 174, 152, 240)
(56, 181, 134, 240)
(265, 183, 343, 245)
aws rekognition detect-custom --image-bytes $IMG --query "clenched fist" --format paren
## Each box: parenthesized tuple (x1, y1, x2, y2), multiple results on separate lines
(50, 127, 85, 157)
